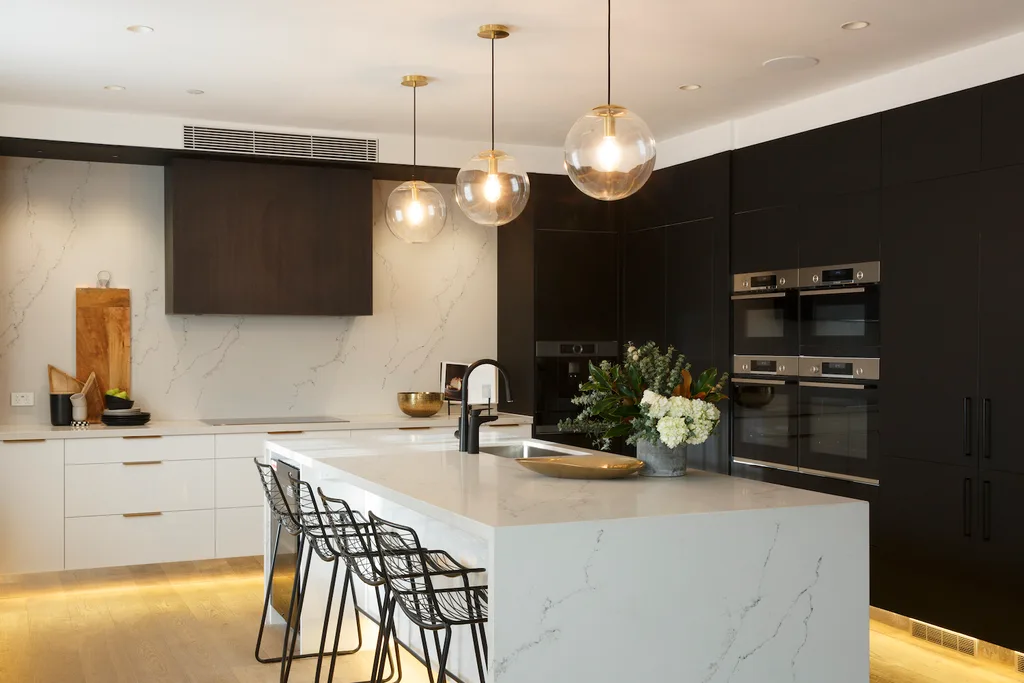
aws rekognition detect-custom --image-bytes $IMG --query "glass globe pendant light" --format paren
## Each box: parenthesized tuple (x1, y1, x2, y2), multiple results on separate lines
(385, 75, 447, 243)
(455, 25, 530, 227)
(564, 0, 656, 201)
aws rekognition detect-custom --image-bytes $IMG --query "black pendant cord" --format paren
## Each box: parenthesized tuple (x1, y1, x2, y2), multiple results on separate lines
(491, 36, 496, 151)
(411, 84, 417, 180)
(606, 0, 612, 105)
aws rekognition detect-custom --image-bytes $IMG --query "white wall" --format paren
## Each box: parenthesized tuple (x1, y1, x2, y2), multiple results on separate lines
(0, 157, 497, 423)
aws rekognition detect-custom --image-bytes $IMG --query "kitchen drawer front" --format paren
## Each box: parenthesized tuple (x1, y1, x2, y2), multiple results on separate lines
(65, 510, 215, 570)
(481, 423, 532, 439)
(66, 459, 215, 517)
(66, 434, 215, 465)
(216, 457, 264, 508)
(215, 431, 352, 459)
(216, 506, 264, 558)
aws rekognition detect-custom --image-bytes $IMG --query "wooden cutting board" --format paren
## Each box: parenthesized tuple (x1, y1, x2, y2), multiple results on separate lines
(76, 288, 131, 420)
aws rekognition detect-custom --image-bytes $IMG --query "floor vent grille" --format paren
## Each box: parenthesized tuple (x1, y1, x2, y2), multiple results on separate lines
(183, 125, 378, 163)
(1017, 651, 1023, 673)
(910, 619, 977, 657)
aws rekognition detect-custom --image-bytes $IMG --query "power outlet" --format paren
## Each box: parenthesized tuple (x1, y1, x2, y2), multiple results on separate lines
(10, 392, 35, 407)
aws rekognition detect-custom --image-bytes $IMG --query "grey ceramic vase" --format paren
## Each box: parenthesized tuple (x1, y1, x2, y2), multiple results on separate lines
(636, 439, 687, 477)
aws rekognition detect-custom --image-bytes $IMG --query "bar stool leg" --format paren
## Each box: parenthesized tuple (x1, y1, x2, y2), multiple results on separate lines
(313, 559, 340, 683)
(282, 540, 314, 683)
(435, 627, 453, 683)
(255, 520, 283, 663)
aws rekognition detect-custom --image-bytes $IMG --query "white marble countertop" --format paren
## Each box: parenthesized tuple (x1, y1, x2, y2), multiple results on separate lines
(0, 412, 531, 441)
(268, 434, 861, 537)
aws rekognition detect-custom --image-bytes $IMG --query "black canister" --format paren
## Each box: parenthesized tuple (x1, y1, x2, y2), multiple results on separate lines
(50, 393, 73, 426)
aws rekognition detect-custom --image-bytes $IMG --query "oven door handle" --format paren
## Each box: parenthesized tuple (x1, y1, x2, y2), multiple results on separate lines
(730, 292, 788, 300)
(798, 381, 867, 390)
(731, 378, 788, 386)
(799, 287, 866, 297)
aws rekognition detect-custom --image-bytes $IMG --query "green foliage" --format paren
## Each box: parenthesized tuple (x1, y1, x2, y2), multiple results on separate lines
(557, 342, 729, 451)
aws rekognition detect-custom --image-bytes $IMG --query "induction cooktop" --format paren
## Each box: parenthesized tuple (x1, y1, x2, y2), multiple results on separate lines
(200, 416, 349, 426)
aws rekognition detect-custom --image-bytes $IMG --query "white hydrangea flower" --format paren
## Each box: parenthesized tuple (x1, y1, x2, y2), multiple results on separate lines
(656, 416, 688, 448)
(641, 390, 670, 419)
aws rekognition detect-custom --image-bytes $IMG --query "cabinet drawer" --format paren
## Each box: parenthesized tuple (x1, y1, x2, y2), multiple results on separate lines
(65, 510, 215, 570)
(66, 459, 214, 517)
(66, 434, 214, 464)
(216, 457, 264, 508)
(216, 506, 264, 558)
(215, 431, 352, 459)
(481, 423, 532, 439)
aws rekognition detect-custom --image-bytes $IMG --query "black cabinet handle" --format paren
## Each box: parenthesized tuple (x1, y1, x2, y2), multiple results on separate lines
(981, 399, 991, 459)
(982, 480, 992, 542)
(963, 478, 973, 538)
(963, 397, 972, 457)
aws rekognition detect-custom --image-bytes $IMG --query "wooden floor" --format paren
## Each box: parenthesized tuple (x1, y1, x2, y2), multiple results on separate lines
(0, 558, 1018, 682)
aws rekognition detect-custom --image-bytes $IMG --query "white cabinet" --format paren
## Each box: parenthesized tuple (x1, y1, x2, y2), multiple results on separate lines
(65, 460, 215, 517)
(66, 434, 214, 464)
(65, 510, 215, 570)
(481, 422, 532, 439)
(0, 439, 64, 574)
(216, 507, 264, 558)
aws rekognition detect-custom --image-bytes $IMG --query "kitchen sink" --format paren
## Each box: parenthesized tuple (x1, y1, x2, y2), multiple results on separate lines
(480, 442, 585, 460)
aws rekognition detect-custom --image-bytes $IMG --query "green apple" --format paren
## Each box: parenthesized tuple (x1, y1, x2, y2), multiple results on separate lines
(105, 388, 119, 396)
(116, 391, 128, 399)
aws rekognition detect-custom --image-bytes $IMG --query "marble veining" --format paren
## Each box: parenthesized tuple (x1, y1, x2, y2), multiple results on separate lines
(0, 157, 497, 423)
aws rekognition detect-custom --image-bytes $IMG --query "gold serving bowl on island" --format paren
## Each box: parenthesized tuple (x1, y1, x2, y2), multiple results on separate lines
(397, 392, 445, 418)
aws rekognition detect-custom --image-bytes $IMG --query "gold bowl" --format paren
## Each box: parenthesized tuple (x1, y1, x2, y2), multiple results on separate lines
(397, 392, 444, 418)
(516, 454, 644, 479)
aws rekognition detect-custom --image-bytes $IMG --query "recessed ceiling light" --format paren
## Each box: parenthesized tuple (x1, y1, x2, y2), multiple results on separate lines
(841, 21, 870, 30)
(103, 84, 126, 91)
(762, 55, 820, 72)
(678, 84, 702, 91)
(127, 25, 154, 33)
(186, 89, 205, 95)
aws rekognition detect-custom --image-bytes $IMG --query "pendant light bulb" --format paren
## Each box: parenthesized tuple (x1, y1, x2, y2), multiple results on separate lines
(386, 76, 447, 243)
(455, 25, 530, 226)
(563, 1, 656, 201)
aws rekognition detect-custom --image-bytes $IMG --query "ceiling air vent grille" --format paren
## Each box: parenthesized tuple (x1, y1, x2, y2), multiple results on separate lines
(910, 619, 977, 657)
(1016, 652, 1023, 674)
(183, 125, 378, 162)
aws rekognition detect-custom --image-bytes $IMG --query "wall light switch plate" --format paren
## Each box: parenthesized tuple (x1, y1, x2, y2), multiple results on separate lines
(10, 392, 34, 407)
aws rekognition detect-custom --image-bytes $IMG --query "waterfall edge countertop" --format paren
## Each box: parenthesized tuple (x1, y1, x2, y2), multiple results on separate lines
(267, 431, 870, 683)
(267, 432, 860, 538)
(0, 412, 530, 441)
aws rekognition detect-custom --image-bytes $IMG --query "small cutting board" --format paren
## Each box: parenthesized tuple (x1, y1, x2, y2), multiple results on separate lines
(76, 288, 131, 420)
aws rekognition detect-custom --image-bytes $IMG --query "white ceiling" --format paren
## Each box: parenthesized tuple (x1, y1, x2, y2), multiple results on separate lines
(3, 1, 1024, 148)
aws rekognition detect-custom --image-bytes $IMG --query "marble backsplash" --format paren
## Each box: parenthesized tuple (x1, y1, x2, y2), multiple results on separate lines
(0, 157, 497, 423)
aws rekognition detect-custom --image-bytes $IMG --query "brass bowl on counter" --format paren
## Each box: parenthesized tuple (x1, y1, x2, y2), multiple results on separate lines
(397, 392, 445, 418)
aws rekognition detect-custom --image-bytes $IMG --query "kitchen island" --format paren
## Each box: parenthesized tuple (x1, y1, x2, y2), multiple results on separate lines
(267, 432, 868, 683)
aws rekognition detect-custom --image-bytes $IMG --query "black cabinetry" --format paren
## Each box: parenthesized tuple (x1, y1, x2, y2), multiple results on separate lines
(881, 88, 982, 186)
(535, 230, 617, 341)
(982, 74, 1024, 169)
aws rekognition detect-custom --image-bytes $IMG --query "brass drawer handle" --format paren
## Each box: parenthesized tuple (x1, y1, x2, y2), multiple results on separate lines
(2, 438, 46, 444)
(485, 423, 522, 428)
(398, 426, 432, 431)
(268, 430, 305, 435)
(122, 460, 163, 466)
(122, 511, 163, 518)
(123, 435, 162, 440)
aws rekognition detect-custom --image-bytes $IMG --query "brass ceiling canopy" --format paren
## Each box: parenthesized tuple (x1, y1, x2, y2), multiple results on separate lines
(400, 74, 429, 88)
(477, 24, 510, 40)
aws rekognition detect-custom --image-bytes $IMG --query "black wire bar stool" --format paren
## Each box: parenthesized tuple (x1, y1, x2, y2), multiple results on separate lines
(369, 512, 490, 683)
(317, 488, 403, 683)
(287, 473, 367, 683)
(253, 458, 362, 683)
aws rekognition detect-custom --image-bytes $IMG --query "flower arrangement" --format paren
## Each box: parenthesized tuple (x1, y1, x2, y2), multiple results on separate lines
(558, 342, 729, 451)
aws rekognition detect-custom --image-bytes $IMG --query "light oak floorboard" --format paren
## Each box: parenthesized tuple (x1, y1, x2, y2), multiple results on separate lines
(0, 558, 1018, 682)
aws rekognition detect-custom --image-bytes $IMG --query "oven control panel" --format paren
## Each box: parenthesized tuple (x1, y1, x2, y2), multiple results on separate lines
(733, 355, 798, 376)
(799, 261, 880, 288)
(732, 269, 800, 293)
(799, 356, 879, 380)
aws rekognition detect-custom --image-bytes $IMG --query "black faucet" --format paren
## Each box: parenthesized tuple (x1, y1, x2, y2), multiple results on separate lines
(458, 359, 513, 454)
